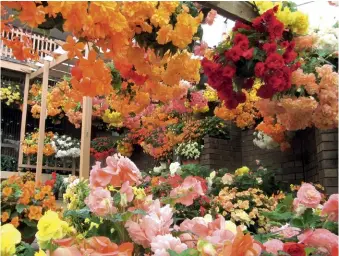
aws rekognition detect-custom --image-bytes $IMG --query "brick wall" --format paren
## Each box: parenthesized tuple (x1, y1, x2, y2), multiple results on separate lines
(200, 126, 338, 194)
(200, 124, 242, 171)
(315, 129, 338, 194)
(241, 129, 305, 184)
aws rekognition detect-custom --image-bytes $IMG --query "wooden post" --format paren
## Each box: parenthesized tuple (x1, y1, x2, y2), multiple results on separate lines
(18, 74, 30, 169)
(35, 60, 50, 183)
(79, 96, 92, 179)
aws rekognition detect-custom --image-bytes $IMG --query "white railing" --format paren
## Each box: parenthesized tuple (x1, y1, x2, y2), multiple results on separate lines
(0, 27, 61, 61)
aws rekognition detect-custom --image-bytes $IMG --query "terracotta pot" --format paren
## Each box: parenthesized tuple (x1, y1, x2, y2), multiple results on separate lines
(182, 159, 199, 165)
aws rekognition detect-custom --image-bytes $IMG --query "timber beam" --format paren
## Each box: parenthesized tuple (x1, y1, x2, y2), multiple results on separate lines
(200, 1, 256, 22)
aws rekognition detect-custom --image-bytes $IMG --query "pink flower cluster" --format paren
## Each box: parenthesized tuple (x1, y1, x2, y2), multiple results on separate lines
(293, 183, 322, 209)
(190, 91, 209, 111)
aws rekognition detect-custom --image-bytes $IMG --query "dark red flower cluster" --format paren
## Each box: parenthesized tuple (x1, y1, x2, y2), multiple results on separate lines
(90, 148, 115, 161)
(255, 40, 299, 98)
(201, 58, 246, 109)
(90, 137, 115, 160)
(202, 6, 300, 108)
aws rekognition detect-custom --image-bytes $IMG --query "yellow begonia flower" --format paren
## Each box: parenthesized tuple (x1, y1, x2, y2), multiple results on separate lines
(35, 249, 47, 256)
(1, 224, 21, 256)
(203, 86, 218, 102)
(132, 187, 146, 200)
(36, 210, 70, 249)
(102, 109, 123, 127)
(235, 166, 250, 176)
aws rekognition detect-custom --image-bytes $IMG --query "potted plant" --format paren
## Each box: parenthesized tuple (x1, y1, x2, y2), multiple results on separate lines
(175, 141, 204, 165)
(90, 137, 115, 161)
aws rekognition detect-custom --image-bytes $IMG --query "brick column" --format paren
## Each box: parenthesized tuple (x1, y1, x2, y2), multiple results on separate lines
(315, 129, 338, 194)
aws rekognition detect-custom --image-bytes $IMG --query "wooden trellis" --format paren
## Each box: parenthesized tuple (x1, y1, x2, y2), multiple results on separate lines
(16, 49, 92, 183)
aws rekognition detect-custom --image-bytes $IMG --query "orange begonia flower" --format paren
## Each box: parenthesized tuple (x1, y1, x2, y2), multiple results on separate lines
(28, 205, 42, 220)
(10, 216, 20, 228)
(2, 187, 12, 197)
(18, 2, 46, 27)
(62, 36, 85, 59)
(1, 212, 9, 222)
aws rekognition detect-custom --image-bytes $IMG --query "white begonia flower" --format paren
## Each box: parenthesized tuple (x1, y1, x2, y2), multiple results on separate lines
(256, 177, 263, 185)
(169, 162, 181, 176)
(225, 221, 237, 235)
(203, 214, 213, 223)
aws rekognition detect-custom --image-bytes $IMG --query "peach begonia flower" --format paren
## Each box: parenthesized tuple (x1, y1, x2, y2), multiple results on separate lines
(85, 187, 116, 217)
(263, 239, 284, 255)
(322, 194, 338, 222)
(298, 229, 339, 254)
(170, 176, 204, 206)
(296, 183, 321, 208)
(125, 200, 173, 248)
(151, 234, 188, 256)
(89, 154, 142, 188)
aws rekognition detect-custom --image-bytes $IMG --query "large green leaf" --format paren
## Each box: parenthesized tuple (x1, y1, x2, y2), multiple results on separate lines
(64, 208, 91, 219)
(16, 204, 28, 214)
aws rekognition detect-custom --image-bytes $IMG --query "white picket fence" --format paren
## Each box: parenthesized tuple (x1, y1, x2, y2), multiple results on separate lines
(0, 27, 60, 61)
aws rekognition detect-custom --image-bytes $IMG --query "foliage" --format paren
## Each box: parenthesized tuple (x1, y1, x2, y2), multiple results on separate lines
(200, 116, 230, 139)
(1, 155, 18, 171)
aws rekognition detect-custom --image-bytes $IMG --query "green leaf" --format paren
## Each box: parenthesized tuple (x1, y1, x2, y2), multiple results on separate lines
(168, 249, 200, 256)
(323, 221, 339, 234)
(64, 208, 90, 219)
(290, 217, 304, 229)
(16, 242, 35, 256)
(113, 193, 121, 205)
(16, 204, 28, 214)
(305, 247, 316, 256)
(21, 219, 37, 228)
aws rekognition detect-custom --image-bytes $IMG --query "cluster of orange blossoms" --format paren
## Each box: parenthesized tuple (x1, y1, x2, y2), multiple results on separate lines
(2, 2, 203, 101)
(1, 175, 57, 228)
(214, 80, 262, 129)
(22, 131, 55, 156)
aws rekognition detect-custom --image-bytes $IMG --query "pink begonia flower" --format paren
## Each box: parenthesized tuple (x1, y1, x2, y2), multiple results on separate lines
(115, 154, 142, 187)
(270, 225, 300, 239)
(120, 181, 134, 203)
(90, 154, 142, 188)
(89, 162, 114, 188)
(296, 183, 321, 208)
(263, 239, 284, 255)
(194, 41, 208, 56)
(180, 216, 234, 246)
(85, 187, 116, 217)
(298, 228, 339, 253)
(281, 227, 301, 238)
(125, 200, 173, 248)
(322, 194, 338, 221)
(170, 176, 204, 206)
(179, 233, 196, 248)
(205, 10, 217, 25)
(151, 234, 188, 256)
